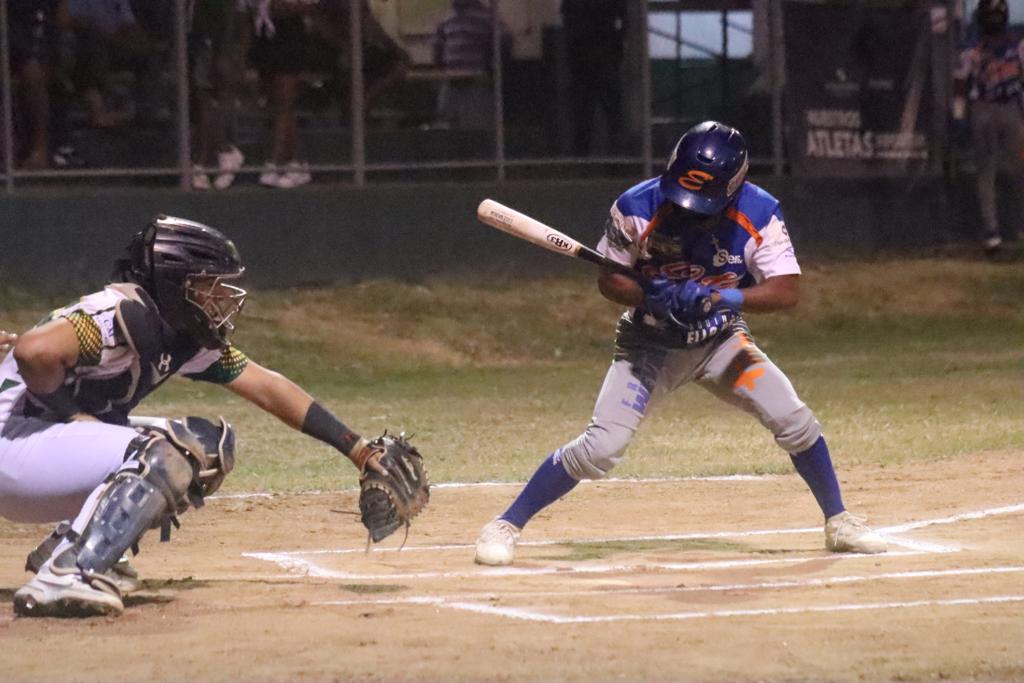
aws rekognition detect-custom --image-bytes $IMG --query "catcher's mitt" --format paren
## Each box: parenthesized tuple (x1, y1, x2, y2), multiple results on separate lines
(356, 433, 429, 544)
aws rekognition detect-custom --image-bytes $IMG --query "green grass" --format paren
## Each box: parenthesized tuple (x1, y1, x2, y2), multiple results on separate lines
(3, 259, 1022, 491)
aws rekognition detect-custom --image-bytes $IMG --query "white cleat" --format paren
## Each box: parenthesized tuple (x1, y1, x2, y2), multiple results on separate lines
(14, 560, 123, 618)
(983, 234, 1003, 252)
(474, 518, 521, 566)
(825, 511, 887, 554)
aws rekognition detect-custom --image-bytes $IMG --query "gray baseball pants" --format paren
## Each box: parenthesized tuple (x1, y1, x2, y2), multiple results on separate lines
(556, 324, 822, 480)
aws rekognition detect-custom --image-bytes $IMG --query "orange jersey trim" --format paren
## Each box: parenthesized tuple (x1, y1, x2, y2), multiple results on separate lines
(726, 208, 763, 247)
(639, 203, 674, 244)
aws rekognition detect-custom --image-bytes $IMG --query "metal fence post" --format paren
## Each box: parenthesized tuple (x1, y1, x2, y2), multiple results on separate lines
(351, 0, 365, 187)
(769, 0, 784, 176)
(175, 0, 191, 191)
(1, 0, 14, 193)
(492, 0, 505, 182)
(640, 0, 653, 178)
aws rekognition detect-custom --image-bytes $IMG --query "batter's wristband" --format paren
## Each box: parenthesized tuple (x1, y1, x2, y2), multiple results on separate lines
(29, 385, 80, 421)
(301, 401, 361, 456)
(716, 287, 744, 310)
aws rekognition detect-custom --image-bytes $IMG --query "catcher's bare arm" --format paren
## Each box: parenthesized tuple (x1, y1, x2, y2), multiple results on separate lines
(0, 329, 18, 355)
(12, 320, 80, 395)
(226, 362, 428, 542)
(226, 361, 383, 472)
(13, 320, 98, 421)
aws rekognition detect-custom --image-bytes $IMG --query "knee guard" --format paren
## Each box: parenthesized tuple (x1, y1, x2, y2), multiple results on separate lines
(165, 416, 236, 503)
(75, 436, 196, 574)
(71, 416, 236, 575)
(556, 421, 634, 481)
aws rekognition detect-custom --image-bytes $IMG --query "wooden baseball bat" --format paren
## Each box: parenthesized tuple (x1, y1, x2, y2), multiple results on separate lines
(476, 199, 713, 315)
(476, 199, 639, 278)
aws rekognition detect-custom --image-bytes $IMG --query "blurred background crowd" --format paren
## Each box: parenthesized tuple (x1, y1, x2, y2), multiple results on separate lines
(6, 0, 626, 188)
(2, 0, 1022, 255)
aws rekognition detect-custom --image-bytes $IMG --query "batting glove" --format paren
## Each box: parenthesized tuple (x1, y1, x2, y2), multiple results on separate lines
(641, 276, 677, 319)
(671, 280, 713, 321)
(644, 278, 713, 321)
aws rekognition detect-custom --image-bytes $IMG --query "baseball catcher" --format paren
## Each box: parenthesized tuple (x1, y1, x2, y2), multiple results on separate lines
(0, 216, 428, 618)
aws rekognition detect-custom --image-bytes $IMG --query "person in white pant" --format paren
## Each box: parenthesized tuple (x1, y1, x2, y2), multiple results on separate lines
(0, 215, 389, 617)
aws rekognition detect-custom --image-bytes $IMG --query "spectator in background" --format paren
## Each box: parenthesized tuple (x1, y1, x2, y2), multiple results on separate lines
(431, 0, 507, 130)
(318, 0, 411, 121)
(242, 0, 317, 189)
(953, 0, 1024, 255)
(561, 0, 625, 156)
(189, 0, 246, 190)
(8, 0, 74, 169)
(68, 0, 169, 129)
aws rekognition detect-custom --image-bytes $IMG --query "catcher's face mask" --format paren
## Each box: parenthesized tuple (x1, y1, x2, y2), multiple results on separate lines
(185, 274, 247, 345)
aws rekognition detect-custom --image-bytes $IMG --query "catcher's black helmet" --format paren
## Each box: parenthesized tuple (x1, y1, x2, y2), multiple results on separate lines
(114, 215, 246, 349)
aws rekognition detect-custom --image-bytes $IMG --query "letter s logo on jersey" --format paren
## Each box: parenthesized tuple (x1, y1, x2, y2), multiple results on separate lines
(677, 169, 715, 191)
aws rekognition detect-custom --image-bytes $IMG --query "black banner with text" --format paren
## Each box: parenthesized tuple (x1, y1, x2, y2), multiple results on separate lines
(784, 1, 932, 177)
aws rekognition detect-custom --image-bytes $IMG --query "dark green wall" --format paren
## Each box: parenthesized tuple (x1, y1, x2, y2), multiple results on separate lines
(0, 176, 967, 295)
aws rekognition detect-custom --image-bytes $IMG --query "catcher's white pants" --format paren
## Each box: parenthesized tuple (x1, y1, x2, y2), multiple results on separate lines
(0, 417, 139, 523)
(556, 325, 822, 480)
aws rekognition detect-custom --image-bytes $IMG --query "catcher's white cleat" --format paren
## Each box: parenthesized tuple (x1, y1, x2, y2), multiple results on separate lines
(825, 511, 887, 554)
(474, 518, 521, 566)
(14, 558, 123, 618)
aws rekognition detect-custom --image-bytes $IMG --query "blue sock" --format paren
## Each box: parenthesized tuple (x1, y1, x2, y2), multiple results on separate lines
(500, 452, 580, 529)
(789, 436, 846, 520)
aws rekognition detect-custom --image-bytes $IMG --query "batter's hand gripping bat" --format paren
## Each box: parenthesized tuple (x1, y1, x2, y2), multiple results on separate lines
(476, 199, 712, 314)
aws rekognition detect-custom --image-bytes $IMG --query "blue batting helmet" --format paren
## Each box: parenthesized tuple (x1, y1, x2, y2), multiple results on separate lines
(659, 121, 749, 215)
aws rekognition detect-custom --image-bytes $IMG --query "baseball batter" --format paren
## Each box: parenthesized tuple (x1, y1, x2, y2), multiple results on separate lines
(0, 216, 394, 618)
(475, 121, 886, 565)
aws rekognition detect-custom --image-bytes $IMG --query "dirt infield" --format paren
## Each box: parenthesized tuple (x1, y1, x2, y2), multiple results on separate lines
(1, 450, 1022, 682)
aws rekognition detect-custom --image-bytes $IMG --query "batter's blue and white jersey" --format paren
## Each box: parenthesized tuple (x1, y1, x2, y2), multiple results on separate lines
(0, 283, 249, 426)
(597, 178, 800, 346)
(955, 33, 1024, 105)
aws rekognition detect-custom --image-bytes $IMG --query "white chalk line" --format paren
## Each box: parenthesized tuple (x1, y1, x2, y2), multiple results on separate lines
(313, 565, 1024, 605)
(249, 549, 929, 581)
(881, 502, 1024, 533)
(208, 474, 780, 501)
(405, 594, 1024, 624)
(245, 500, 1024, 566)
(243, 522, 942, 558)
(239, 503, 1024, 624)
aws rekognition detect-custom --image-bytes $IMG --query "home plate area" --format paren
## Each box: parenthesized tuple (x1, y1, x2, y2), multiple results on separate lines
(243, 480, 1024, 625)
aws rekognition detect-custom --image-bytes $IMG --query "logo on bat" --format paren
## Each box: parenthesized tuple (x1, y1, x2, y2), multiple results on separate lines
(488, 210, 514, 227)
(546, 233, 573, 251)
